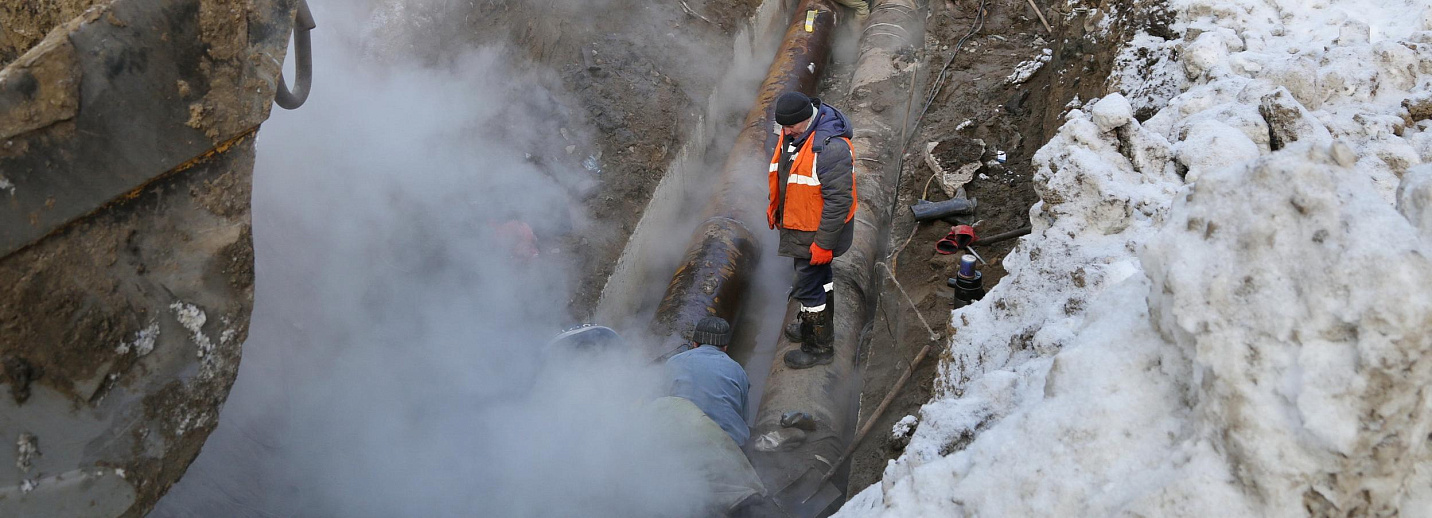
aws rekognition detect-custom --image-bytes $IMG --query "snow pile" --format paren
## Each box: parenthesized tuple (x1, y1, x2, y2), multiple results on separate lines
(840, 0, 1432, 516)
(1006, 49, 1052, 85)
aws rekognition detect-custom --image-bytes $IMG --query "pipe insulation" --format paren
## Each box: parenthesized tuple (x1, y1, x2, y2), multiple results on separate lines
(645, 0, 839, 361)
(747, 0, 924, 513)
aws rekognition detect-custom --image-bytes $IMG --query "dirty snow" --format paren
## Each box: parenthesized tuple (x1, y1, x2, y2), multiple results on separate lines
(169, 302, 213, 358)
(890, 415, 917, 440)
(1108, 32, 1185, 118)
(839, 0, 1432, 516)
(174, 412, 210, 438)
(115, 321, 159, 356)
(1005, 48, 1052, 85)
(15, 433, 37, 473)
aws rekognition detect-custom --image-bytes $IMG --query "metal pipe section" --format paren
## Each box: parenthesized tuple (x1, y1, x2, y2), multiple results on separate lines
(647, 217, 759, 360)
(644, 0, 838, 361)
(749, 0, 923, 514)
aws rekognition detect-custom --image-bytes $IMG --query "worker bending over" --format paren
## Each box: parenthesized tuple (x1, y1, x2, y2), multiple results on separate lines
(766, 91, 857, 370)
(661, 317, 789, 516)
(666, 316, 750, 446)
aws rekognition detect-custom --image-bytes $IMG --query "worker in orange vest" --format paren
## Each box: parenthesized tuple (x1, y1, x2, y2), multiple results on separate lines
(766, 91, 857, 369)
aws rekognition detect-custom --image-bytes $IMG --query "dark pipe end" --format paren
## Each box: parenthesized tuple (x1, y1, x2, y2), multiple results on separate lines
(910, 198, 977, 222)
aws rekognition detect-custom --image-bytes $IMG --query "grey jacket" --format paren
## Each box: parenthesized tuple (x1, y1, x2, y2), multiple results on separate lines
(774, 102, 856, 259)
(666, 345, 751, 446)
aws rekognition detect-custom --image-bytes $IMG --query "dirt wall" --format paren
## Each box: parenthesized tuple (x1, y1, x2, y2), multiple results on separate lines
(447, 0, 764, 317)
(846, 0, 1173, 495)
(0, 0, 111, 65)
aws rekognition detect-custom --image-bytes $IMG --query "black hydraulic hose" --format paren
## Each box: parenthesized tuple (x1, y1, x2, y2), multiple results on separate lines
(275, 0, 315, 110)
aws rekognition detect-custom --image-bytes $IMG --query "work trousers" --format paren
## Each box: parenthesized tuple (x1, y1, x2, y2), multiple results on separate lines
(792, 259, 833, 309)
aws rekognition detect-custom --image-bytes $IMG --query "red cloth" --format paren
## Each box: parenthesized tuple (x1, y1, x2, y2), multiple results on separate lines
(493, 220, 539, 260)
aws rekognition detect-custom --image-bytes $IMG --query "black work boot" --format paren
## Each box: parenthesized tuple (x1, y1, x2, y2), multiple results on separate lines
(783, 310, 834, 369)
(811, 302, 834, 351)
(783, 320, 803, 342)
(784, 289, 833, 343)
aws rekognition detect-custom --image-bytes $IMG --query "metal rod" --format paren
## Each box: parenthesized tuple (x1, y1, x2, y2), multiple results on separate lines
(1024, 0, 1054, 33)
(880, 262, 939, 342)
(965, 245, 986, 265)
(975, 226, 1031, 245)
(810, 339, 932, 493)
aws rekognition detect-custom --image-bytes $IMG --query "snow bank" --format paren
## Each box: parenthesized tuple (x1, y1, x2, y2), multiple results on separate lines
(840, 0, 1432, 515)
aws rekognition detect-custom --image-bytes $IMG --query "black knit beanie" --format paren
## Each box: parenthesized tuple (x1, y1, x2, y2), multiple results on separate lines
(692, 316, 732, 347)
(774, 91, 817, 126)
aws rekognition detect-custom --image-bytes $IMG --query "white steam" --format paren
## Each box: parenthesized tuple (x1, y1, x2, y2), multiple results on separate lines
(154, 1, 718, 516)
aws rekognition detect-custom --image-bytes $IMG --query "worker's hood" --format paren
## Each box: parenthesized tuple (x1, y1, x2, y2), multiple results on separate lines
(796, 100, 854, 148)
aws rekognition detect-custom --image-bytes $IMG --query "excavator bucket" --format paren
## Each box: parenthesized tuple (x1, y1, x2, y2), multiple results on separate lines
(0, 0, 307, 515)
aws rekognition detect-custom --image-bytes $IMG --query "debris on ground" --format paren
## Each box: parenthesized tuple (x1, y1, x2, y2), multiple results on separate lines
(925, 137, 986, 197)
(839, 0, 1432, 515)
(846, 0, 1166, 493)
(889, 415, 917, 451)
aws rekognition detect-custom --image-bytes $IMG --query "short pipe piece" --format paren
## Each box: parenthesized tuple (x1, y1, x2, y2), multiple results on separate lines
(910, 197, 977, 222)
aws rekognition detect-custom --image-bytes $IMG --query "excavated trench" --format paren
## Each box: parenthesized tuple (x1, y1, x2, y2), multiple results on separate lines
(842, 0, 1174, 496)
(1, 0, 1162, 515)
(600, 0, 1162, 512)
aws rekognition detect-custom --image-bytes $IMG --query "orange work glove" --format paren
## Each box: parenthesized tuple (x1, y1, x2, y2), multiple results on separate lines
(767, 205, 777, 230)
(809, 243, 833, 265)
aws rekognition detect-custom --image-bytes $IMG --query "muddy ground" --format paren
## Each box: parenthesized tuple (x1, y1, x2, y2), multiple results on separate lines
(0, 0, 111, 64)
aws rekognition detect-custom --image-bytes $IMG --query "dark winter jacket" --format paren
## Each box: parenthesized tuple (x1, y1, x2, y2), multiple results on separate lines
(770, 101, 857, 259)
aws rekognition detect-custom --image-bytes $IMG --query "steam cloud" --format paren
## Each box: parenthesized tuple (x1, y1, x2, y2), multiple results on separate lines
(154, 1, 720, 516)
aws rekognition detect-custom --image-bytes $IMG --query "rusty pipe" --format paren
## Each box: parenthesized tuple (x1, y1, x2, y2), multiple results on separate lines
(647, 217, 758, 359)
(644, 0, 839, 361)
(709, 0, 837, 220)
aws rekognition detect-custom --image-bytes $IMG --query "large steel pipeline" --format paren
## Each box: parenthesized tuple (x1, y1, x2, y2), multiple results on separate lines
(748, 0, 924, 514)
(644, 0, 839, 361)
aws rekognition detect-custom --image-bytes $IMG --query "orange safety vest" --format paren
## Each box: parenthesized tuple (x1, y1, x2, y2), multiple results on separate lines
(768, 134, 858, 231)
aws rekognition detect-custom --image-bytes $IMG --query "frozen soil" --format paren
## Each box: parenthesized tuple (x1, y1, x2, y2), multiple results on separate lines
(843, 0, 1172, 493)
(0, 139, 255, 517)
(0, 0, 110, 64)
